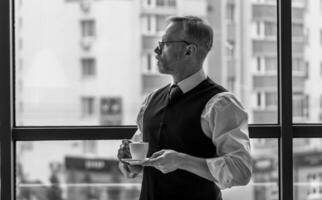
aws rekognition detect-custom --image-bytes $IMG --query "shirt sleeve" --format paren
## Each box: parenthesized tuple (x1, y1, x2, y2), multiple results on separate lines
(133, 92, 155, 142)
(201, 92, 252, 189)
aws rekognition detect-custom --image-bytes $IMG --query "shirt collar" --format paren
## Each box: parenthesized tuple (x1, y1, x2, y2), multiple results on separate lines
(171, 69, 207, 93)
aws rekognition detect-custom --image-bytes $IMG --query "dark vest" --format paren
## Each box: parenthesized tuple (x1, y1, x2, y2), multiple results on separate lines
(140, 78, 227, 200)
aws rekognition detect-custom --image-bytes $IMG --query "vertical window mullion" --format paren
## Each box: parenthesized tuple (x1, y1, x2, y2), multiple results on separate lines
(0, 0, 13, 199)
(278, 0, 293, 200)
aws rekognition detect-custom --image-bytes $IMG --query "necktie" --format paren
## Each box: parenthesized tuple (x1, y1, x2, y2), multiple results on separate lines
(168, 84, 183, 103)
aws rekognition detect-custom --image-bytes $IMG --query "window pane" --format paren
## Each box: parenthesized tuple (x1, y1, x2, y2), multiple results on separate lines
(249, 139, 279, 200)
(81, 58, 96, 78)
(16, 139, 278, 200)
(15, 0, 278, 125)
(250, 0, 278, 123)
(16, 140, 141, 200)
(293, 138, 322, 200)
(292, 0, 321, 123)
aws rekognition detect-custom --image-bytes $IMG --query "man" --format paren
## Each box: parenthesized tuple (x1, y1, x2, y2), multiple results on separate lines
(118, 16, 252, 200)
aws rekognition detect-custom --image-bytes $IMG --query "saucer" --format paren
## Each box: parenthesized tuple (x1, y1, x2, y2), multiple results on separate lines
(121, 158, 149, 165)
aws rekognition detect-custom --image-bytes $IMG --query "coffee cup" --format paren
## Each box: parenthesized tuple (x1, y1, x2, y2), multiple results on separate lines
(129, 142, 149, 160)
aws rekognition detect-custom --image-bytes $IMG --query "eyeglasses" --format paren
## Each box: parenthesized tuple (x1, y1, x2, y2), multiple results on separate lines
(157, 40, 195, 52)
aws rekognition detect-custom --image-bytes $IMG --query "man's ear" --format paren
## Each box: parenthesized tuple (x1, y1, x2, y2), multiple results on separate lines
(185, 45, 197, 56)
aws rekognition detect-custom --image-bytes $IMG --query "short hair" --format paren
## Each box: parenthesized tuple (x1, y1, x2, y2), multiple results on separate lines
(168, 16, 213, 60)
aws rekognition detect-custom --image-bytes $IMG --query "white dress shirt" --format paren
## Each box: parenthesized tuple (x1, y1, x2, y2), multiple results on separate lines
(132, 69, 252, 190)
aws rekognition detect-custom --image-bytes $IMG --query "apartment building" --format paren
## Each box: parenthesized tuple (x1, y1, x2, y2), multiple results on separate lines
(15, 0, 322, 200)
(15, 0, 142, 126)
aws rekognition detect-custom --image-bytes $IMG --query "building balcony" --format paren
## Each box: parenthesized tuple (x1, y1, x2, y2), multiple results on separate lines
(252, 4, 276, 21)
(253, 39, 304, 56)
(252, 40, 277, 56)
(292, 75, 307, 91)
(292, 7, 305, 23)
(253, 74, 305, 90)
(292, 40, 306, 57)
(252, 109, 277, 124)
(252, 4, 304, 22)
(253, 74, 277, 90)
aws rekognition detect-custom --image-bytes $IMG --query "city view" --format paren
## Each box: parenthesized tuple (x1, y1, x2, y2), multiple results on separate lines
(14, 0, 322, 200)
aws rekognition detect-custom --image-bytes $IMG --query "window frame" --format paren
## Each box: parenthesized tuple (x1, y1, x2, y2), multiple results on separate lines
(81, 57, 96, 78)
(81, 96, 95, 117)
(80, 19, 96, 38)
(2, 0, 322, 200)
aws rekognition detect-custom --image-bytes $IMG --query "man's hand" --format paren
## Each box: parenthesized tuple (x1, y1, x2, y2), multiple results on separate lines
(142, 149, 183, 174)
(117, 139, 132, 162)
(118, 162, 143, 178)
(117, 139, 143, 178)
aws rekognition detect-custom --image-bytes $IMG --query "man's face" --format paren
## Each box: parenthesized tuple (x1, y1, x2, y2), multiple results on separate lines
(154, 22, 186, 74)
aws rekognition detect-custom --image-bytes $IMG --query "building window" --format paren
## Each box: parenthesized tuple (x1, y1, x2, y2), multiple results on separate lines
(142, 0, 153, 8)
(257, 92, 262, 108)
(226, 3, 235, 23)
(18, 37, 23, 50)
(142, 15, 156, 34)
(100, 97, 122, 125)
(147, 53, 152, 71)
(81, 97, 95, 117)
(256, 21, 261, 37)
(81, 58, 96, 78)
(257, 57, 262, 72)
(81, 19, 96, 38)
(264, 57, 277, 72)
(156, 0, 164, 6)
(292, 23, 303, 37)
(168, 0, 176, 7)
(265, 92, 277, 108)
(293, 58, 304, 73)
(305, 61, 310, 78)
(147, 15, 151, 32)
(264, 21, 277, 37)
(293, 93, 309, 118)
(142, 52, 157, 74)
(156, 0, 176, 7)
(321, 62, 322, 76)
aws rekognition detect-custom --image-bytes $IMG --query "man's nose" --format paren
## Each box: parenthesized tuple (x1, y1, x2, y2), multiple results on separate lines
(154, 46, 161, 55)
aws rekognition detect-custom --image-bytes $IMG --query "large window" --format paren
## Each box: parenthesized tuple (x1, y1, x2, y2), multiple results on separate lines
(1, 0, 322, 200)
(81, 97, 95, 117)
(15, 139, 278, 200)
(81, 19, 96, 38)
(226, 3, 235, 24)
(16, 141, 142, 200)
(81, 58, 96, 78)
(264, 21, 277, 37)
(291, 1, 322, 200)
